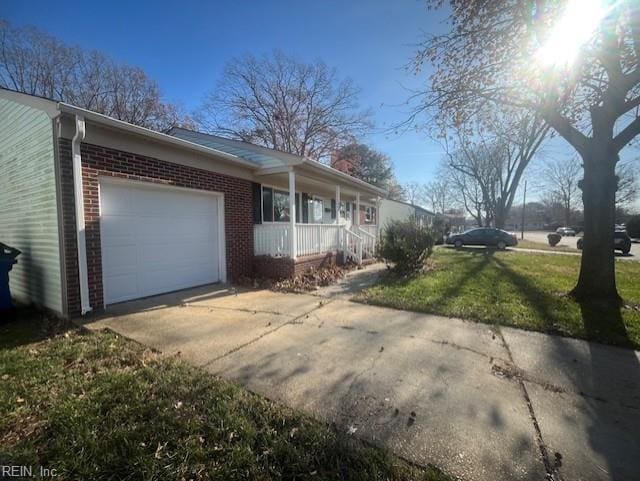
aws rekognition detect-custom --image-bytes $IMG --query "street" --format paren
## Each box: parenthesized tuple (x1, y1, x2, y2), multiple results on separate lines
(521, 230, 639, 260)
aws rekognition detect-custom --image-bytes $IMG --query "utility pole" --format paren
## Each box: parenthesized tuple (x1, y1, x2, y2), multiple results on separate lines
(521, 180, 527, 240)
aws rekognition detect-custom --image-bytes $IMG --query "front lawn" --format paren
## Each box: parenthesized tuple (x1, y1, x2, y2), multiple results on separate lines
(0, 312, 448, 481)
(359, 248, 640, 349)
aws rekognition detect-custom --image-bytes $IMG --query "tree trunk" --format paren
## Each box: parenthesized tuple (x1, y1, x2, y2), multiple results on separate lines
(570, 145, 620, 301)
(564, 200, 571, 227)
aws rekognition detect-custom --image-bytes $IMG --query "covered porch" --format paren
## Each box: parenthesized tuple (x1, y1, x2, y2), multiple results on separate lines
(252, 161, 384, 267)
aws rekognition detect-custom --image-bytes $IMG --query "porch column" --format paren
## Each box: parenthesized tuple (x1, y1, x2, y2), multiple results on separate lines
(376, 196, 381, 238)
(335, 185, 342, 250)
(355, 192, 360, 227)
(289, 170, 297, 259)
(335, 185, 341, 224)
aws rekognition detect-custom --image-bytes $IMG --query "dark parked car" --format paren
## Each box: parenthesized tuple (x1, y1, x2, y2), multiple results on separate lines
(577, 231, 632, 254)
(446, 228, 518, 250)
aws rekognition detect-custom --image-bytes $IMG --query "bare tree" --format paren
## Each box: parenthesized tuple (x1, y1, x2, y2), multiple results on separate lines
(413, 0, 640, 300)
(440, 111, 548, 229)
(403, 182, 424, 206)
(541, 157, 582, 226)
(423, 177, 453, 215)
(442, 163, 486, 226)
(0, 19, 189, 131)
(616, 160, 639, 208)
(197, 51, 371, 161)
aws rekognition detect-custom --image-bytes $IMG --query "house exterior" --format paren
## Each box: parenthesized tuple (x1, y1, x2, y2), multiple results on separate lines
(0, 89, 384, 318)
(378, 198, 435, 231)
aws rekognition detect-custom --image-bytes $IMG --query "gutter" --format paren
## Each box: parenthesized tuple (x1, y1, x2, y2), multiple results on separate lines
(58, 103, 257, 169)
(299, 158, 388, 197)
(71, 114, 92, 314)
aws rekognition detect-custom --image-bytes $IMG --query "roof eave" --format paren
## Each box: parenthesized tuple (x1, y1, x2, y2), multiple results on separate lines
(299, 158, 387, 196)
(57, 103, 258, 169)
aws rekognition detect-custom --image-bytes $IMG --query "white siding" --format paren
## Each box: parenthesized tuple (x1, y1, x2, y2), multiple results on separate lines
(379, 199, 415, 231)
(0, 98, 63, 314)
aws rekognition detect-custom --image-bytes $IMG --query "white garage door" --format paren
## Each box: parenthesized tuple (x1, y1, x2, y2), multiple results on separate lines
(100, 179, 223, 304)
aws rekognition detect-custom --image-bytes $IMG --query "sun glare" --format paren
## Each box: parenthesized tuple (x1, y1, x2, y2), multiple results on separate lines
(537, 0, 609, 68)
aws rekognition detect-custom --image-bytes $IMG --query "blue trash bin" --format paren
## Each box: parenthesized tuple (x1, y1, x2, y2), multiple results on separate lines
(0, 243, 21, 311)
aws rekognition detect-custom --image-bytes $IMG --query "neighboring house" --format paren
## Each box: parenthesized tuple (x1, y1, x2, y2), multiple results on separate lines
(0, 89, 384, 318)
(379, 199, 435, 231)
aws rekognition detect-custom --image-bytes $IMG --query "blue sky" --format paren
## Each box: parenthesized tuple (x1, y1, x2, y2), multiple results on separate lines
(2, 0, 449, 185)
(3, 0, 638, 210)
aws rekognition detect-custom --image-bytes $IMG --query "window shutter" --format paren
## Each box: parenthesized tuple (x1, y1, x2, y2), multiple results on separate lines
(252, 183, 262, 224)
(331, 199, 336, 219)
(302, 193, 309, 223)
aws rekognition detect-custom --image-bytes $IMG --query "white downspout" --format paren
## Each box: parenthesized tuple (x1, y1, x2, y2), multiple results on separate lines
(72, 115, 91, 314)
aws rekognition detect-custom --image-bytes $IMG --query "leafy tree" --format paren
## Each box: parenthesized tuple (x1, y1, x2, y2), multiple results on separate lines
(197, 51, 371, 161)
(385, 179, 407, 201)
(0, 20, 189, 131)
(330, 143, 401, 197)
(413, 0, 640, 301)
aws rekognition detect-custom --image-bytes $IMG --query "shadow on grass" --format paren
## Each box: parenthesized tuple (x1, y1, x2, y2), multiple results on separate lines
(376, 249, 498, 319)
(483, 255, 640, 479)
(0, 306, 74, 350)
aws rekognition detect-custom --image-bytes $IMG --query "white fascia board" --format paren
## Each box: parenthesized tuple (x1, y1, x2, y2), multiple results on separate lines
(57, 103, 258, 169)
(298, 159, 387, 196)
(255, 165, 295, 176)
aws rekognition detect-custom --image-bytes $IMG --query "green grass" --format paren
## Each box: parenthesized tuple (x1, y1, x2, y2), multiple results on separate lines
(359, 248, 640, 349)
(0, 312, 449, 481)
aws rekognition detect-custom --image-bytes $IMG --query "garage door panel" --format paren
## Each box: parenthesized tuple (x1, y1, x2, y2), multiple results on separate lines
(100, 185, 135, 215)
(100, 215, 138, 241)
(102, 244, 137, 276)
(103, 273, 138, 303)
(100, 181, 221, 304)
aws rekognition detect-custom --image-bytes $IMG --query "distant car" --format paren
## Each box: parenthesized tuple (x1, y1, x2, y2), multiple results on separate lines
(446, 228, 518, 250)
(577, 231, 631, 255)
(556, 227, 576, 236)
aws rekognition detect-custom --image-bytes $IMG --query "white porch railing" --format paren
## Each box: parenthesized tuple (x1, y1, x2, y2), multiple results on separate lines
(355, 226, 377, 259)
(342, 228, 363, 264)
(297, 224, 342, 257)
(357, 224, 378, 237)
(254, 223, 377, 264)
(254, 224, 291, 256)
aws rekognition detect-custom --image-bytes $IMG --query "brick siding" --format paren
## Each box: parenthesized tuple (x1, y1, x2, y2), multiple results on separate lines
(253, 252, 340, 280)
(58, 138, 254, 317)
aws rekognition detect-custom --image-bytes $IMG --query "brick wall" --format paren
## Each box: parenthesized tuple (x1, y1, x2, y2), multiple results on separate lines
(253, 252, 340, 280)
(58, 138, 254, 317)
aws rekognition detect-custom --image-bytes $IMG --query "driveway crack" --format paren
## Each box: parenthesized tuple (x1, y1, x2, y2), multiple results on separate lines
(497, 328, 561, 481)
(201, 299, 334, 368)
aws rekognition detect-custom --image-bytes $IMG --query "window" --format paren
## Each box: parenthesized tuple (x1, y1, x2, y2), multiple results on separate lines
(262, 187, 291, 222)
(312, 198, 324, 223)
(364, 206, 376, 224)
(273, 190, 290, 222)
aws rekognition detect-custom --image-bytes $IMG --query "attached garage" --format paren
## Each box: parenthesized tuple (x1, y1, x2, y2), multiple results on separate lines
(99, 178, 226, 304)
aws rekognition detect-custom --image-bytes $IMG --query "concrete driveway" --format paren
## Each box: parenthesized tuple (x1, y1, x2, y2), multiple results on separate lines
(83, 278, 640, 481)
